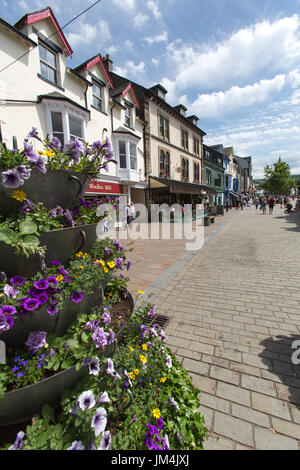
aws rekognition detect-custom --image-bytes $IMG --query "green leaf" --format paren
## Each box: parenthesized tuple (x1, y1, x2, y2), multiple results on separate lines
(22, 235, 40, 247)
(0, 227, 14, 244)
(81, 332, 88, 343)
(19, 220, 37, 235)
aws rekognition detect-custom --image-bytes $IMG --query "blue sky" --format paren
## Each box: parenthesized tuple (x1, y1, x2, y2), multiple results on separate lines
(1, 0, 300, 178)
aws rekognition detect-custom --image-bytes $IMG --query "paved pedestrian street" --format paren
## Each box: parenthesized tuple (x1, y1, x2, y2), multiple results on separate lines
(126, 206, 300, 450)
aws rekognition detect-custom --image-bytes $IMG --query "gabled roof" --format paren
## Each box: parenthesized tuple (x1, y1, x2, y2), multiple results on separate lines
(14, 7, 72, 57)
(0, 17, 37, 46)
(110, 83, 140, 109)
(75, 54, 114, 89)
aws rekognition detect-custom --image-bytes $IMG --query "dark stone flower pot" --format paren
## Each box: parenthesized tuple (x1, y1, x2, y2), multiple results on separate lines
(0, 283, 107, 350)
(0, 223, 98, 279)
(0, 291, 134, 426)
(0, 169, 91, 218)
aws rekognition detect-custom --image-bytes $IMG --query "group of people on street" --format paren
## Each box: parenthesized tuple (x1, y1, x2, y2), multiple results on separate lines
(225, 193, 299, 215)
(124, 201, 136, 230)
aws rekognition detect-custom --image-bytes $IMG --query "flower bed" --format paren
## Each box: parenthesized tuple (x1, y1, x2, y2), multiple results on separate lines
(0, 303, 207, 450)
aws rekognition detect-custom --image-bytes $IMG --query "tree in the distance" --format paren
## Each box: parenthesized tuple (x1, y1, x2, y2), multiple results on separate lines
(262, 158, 297, 195)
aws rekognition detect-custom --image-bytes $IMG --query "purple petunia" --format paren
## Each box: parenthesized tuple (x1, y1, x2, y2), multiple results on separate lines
(20, 198, 35, 213)
(10, 276, 25, 286)
(88, 357, 100, 376)
(114, 257, 124, 269)
(166, 354, 172, 369)
(47, 305, 59, 316)
(9, 431, 25, 450)
(107, 329, 115, 345)
(51, 260, 61, 266)
(34, 279, 49, 290)
(3, 284, 19, 298)
(47, 276, 58, 286)
(168, 394, 179, 410)
(96, 391, 110, 405)
(2, 168, 24, 189)
(67, 441, 85, 451)
(91, 407, 107, 437)
(50, 136, 61, 150)
(78, 390, 95, 411)
(99, 431, 111, 450)
(36, 292, 48, 304)
(0, 305, 17, 316)
(106, 358, 121, 379)
(27, 127, 39, 138)
(25, 331, 47, 353)
(148, 307, 156, 319)
(101, 307, 111, 325)
(156, 418, 164, 430)
(23, 141, 38, 162)
(0, 313, 14, 333)
(92, 140, 103, 151)
(64, 137, 84, 164)
(23, 298, 40, 311)
(114, 240, 124, 251)
(85, 320, 100, 331)
(71, 291, 83, 304)
(92, 327, 109, 349)
(35, 156, 47, 173)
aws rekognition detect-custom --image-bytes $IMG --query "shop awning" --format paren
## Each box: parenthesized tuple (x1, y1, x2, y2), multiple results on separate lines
(149, 176, 206, 195)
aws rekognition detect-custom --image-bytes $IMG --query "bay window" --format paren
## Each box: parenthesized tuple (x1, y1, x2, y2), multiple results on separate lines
(118, 140, 138, 171)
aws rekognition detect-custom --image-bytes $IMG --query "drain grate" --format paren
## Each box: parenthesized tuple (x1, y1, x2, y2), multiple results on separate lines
(144, 314, 169, 329)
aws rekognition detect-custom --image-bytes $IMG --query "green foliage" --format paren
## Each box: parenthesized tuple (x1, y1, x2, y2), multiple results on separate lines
(0, 219, 42, 257)
(262, 160, 297, 195)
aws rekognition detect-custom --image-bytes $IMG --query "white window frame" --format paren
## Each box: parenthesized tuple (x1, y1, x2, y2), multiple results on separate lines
(115, 135, 139, 173)
(44, 100, 87, 147)
(92, 82, 104, 112)
(38, 42, 59, 85)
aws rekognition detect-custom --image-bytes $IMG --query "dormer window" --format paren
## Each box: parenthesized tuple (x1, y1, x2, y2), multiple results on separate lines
(39, 42, 58, 85)
(92, 82, 103, 112)
(125, 105, 132, 128)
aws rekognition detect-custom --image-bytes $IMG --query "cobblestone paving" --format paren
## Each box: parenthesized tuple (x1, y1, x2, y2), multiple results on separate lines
(140, 206, 300, 450)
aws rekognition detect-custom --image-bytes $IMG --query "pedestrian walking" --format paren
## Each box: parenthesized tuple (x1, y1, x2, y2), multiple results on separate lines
(261, 198, 267, 214)
(247, 199, 251, 210)
(268, 196, 275, 214)
(254, 197, 259, 210)
(123, 203, 131, 230)
(129, 201, 136, 228)
(103, 210, 109, 232)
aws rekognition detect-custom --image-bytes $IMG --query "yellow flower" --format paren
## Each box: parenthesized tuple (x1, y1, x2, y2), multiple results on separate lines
(103, 267, 109, 273)
(160, 377, 167, 383)
(76, 252, 83, 258)
(142, 344, 148, 351)
(128, 372, 135, 380)
(56, 275, 63, 282)
(134, 369, 139, 375)
(139, 355, 147, 364)
(43, 149, 55, 157)
(107, 261, 115, 269)
(12, 189, 27, 202)
(153, 408, 161, 419)
(138, 290, 144, 294)
(128, 346, 134, 352)
(79, 266, 84, 270)
(38, 150, 44, 155)
(149, 383, 152, 387)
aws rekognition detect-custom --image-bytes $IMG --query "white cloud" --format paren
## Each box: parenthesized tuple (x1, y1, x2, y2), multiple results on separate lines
(18, 0, 28, 8)
(67, 19, 110, 47)
(146, 0, 162, 18)
(107, 45, 118, 55)
(111, 0, 135, 9)
(188, 74, 287, 118)
(162, 15, 300, 100)
(124, 40, 133, 48)
(133, 13, 149, 28)
(115, 60, 145, 77)
(152, 58, 159, 66)
(144, 30, 168, 44)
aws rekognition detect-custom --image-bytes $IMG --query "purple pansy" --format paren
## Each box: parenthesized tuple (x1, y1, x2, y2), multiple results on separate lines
(114, 257, 124, 268)
(107, 329, 115, 345)
(126, 259, 131, 271)
(91, 407, 107, 437)
(148, 307, 156, 319)
(156, 418, 164, 430)
(50, 136, 61, 150)
(101, 308, 111, 325)
(16, 165, 31, 180)
(47, 305, 59, 316)
(3, 284, 19, 298)
(25, 331, 47, 353)
(20, 198, 35, 213)
(27, 127, 39, 138)
(64, 137, 84, 164)
(35, 156, 47, 173)
(168, 394, 179, 410)
(166, 354, 172, 369)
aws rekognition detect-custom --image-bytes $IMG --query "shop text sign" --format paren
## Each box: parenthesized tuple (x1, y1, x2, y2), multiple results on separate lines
(87, 181, 123, 194)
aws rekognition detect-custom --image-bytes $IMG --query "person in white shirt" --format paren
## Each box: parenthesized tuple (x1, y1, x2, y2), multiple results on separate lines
(123, 204, 131, 230)
(130, 202, 136, 228)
